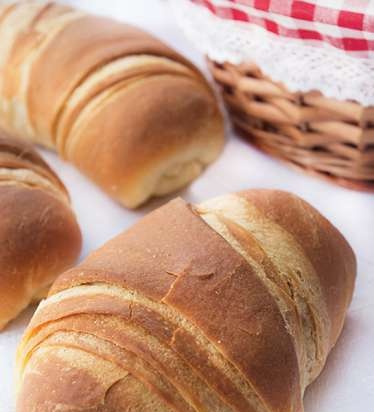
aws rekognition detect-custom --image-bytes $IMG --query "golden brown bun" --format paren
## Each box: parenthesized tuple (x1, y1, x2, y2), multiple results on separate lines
(16, 190, 356, 411)
(0, 132, 81, 330)
(0, 1, 224, 208)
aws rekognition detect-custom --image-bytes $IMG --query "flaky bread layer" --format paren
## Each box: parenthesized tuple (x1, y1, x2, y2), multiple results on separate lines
(19, 313, 232, 412)
(198, 211, 308, 386)
(0, 2, 84, 145)
(100, 374, 173, 412)
(25, 14, 198, 144)
(37, 331, 189, 412)
(63, 74, 223, 207)
(0, 135, 69, 196)
(0, 167, 69, 205)
(197, 190, 356, 387)
(18, 344, 163, 411)
(197, 195, 328, 386)
(18, 284, 264, 412)
(55, 54, 201, 153)
(238, 190, 356, 344)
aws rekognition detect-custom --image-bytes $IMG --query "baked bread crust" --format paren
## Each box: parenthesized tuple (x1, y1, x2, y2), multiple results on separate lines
(0, 132, 81, 330)
(17, 190, 355, 411)
(0, 1, 224, 208)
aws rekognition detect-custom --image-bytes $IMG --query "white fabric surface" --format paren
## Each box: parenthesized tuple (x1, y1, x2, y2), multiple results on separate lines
(1, 1, 373, 411)
(174, 0, 374, 106)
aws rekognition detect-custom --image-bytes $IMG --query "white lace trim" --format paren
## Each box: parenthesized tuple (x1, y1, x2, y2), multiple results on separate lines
(173, 1, 374, 106)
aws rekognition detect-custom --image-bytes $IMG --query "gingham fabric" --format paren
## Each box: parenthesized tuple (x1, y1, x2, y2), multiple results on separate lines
(189, 0, 374, 56)
(174, 0, 374, 104)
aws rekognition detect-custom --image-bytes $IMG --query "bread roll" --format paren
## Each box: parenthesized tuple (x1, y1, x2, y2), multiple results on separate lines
(0, 132, 81, 330)
(0, 1, 224, 208)
(16, 190, 355, 411)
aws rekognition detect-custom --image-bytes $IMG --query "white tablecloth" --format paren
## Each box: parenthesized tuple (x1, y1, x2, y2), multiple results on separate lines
(1, 1, 373, 411)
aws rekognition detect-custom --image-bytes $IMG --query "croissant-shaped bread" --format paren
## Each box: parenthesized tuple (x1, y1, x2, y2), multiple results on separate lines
(16, 190, 355, 411)
(0, 133, 81, 330)
(0, 1, 224, 208)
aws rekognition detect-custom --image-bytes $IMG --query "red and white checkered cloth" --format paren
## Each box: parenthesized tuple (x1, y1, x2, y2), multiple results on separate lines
(190, 0, 374, 56)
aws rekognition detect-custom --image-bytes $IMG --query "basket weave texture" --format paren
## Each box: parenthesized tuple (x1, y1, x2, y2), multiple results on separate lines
(209, 60, 374, 191)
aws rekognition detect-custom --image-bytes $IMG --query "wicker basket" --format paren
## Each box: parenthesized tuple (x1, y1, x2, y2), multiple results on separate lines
(209, 60, 374, 191)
